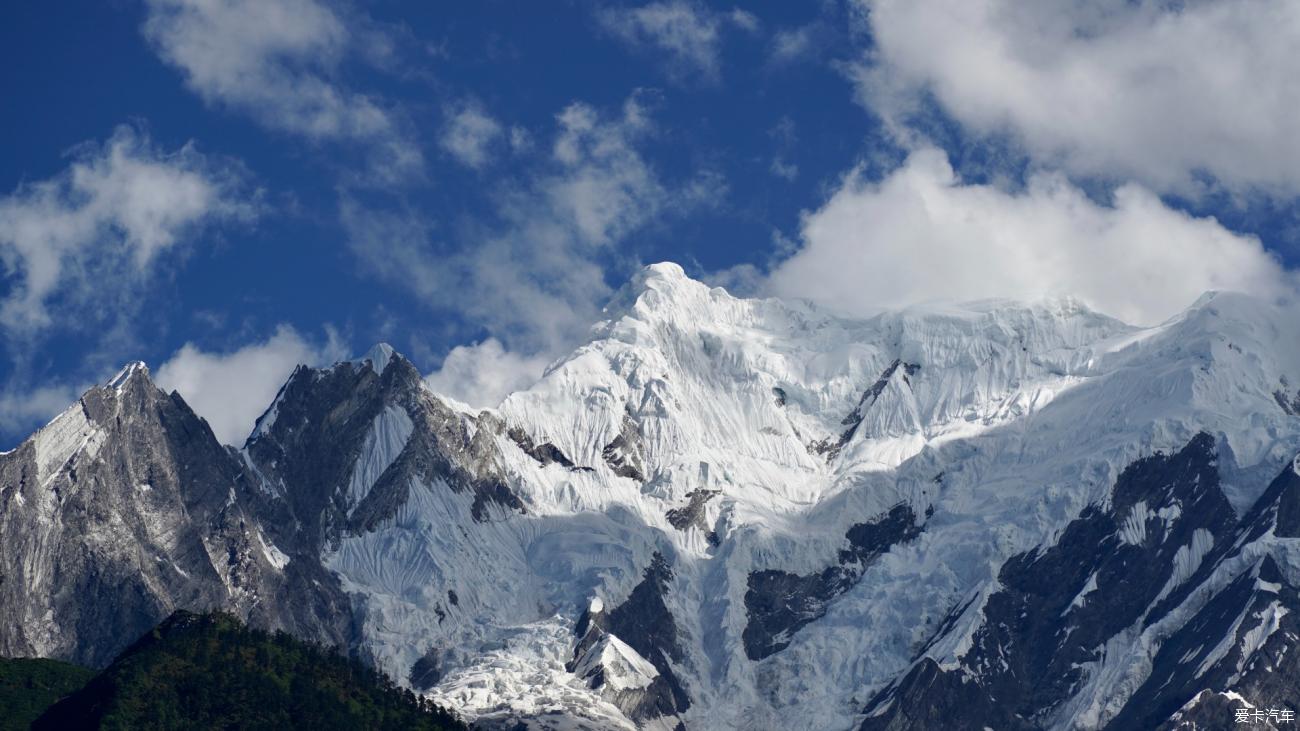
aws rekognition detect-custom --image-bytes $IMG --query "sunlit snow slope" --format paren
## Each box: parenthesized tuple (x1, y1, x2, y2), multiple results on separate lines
(274, 264, 1300, 730)
(5, 263, 1300, 730)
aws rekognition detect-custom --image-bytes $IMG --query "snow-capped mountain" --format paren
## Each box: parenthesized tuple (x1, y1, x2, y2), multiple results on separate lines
(3, 262, 1299, 730)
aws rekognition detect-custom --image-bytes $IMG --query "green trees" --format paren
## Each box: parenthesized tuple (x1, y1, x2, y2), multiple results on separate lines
(0, 657, 95, 730)
(29, 611, 465, 731)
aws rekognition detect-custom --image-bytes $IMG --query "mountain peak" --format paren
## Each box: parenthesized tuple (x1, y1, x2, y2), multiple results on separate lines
(641, 261, 687, 280)
(597, 261, 726, 331)
(620, 261, 701, 302)
(106, 361, 150, 390)
(358, 343, 398, 375)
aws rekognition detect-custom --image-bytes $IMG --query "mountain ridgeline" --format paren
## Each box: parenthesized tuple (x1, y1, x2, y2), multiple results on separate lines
(3, 263, 1300, 729)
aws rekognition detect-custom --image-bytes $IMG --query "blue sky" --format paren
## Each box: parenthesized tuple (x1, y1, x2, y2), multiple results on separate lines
(3, 0, 1300, 447)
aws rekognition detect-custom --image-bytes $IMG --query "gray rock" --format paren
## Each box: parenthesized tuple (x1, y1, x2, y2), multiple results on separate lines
(860, 434, 1300, 731)
(743, 503, 923, 661)
(0, 364, 353, 668)
(602, 415, 647, 483)
(568, 552, 690, 728)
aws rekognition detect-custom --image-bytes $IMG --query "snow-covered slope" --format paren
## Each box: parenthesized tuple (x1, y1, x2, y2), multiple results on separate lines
(278, 264, 1300, 730)
(4, 262, 1300, 730)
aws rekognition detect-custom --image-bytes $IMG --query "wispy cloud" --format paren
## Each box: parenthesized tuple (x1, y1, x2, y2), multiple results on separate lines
(142, 0, 423, 184)
(770, 25, 815, 65)
(440, 101, 505, 170)
(0, 125, 255, 333)
(769, 158, 798, 182)
(728, 8, 761, 34)
(598, 1, 758, 83)
(343, 93, 716, 405)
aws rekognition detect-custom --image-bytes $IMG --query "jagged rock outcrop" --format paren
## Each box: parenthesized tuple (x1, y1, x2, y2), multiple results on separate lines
(744, 503, 924, 661)
(0, 364, 353, 668)
(568, 553, 690, 730)
(243, 345, 524, 539)
(860, 435, 1300, 731)
(602, 415, 648, 483)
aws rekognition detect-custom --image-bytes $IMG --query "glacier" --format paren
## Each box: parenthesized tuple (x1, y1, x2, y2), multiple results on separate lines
(295, 264, 1300, 729)
(4, 262, 1300, 730)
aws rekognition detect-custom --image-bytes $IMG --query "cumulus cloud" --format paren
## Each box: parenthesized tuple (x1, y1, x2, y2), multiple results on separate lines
(440, 101, 504, 169)
(599, 1, 756, 82)
(423, 338, 551, 409)
(0, 125, 254, 332)
(155, 325, 347, 445)
(854, 0, 1300, 193)
(142, 0, 421, 182)
(768, 148, 1290, 326)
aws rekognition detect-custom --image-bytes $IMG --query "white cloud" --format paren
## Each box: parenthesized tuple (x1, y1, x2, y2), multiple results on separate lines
(0, 125, 253, 331)
(508, 126, 533, 153)
(440, 101, 504, 169)
(769, 148, 1291, 326)
(855, 0, 1300, 193)
(770, 158, 798, 181)
(728, 8, 761, 34)
(545, 96, 665, 246)
(770, 25, 814, 65)
(344, 93, 699, 400)
(142, 0, 421, 182)
(423, 338, 550, 409)
(599, 1, 735, 82)
(346, 94, 667, 342)
(155, 325, 347, 445)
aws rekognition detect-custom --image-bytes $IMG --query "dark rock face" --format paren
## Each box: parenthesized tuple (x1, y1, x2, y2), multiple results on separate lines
(810, 359, 920, 460)
(1109, 462, 1300, 730)
(1116, 557, 1300, 731)
(1156, 690, 1255, 731)
(410, 647, 443, 691)
(0, 350, 532, 677)
(603, 553, 690, 715)
(859, 434, 1300, 731)
(859, 657, 1035, 731)
(665, 489, 719, 540)
(744, 503, 922, 661)
(1275, 462, 1300, 538)
(507, 427, 577, 470)
(0, 366, 353, 668)
(1273, 384, 1300, 416)
(568, 552, 690, 727)
(244, 354, 524, 538)
(602, 415, 647, 482)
